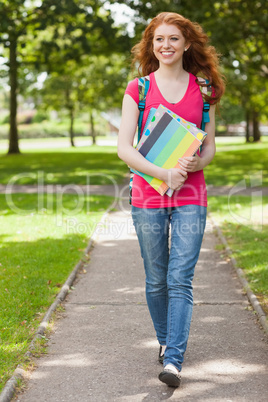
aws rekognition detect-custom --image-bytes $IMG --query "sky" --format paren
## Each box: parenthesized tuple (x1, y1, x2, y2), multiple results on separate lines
(103, 1, 136, 36)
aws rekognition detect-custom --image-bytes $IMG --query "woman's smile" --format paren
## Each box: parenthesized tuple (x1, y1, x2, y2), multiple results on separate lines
(161, 51, 175, 56)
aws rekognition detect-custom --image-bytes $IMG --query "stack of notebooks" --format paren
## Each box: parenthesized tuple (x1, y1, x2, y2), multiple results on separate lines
(133, 104, 207, 197)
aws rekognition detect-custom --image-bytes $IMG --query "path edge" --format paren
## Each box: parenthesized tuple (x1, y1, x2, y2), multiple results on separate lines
(0, 212, 108, 402)
(209, 212, 268, 336)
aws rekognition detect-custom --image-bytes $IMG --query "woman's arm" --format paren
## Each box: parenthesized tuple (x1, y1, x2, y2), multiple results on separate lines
(117, 94, 188, 190)
(178, 104, 216, 172)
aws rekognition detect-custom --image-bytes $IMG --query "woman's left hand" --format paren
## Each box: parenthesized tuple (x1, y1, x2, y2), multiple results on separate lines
(178, 155, 203, 172)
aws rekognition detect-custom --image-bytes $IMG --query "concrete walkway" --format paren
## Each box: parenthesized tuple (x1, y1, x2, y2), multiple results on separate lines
(14, 199, 267, 402)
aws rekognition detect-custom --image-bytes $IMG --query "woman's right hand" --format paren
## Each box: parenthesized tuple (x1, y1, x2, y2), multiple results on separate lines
(163, 168, 188, 191)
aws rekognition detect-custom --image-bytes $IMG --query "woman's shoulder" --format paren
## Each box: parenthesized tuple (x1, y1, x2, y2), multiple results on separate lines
(125, 73, 155, 102)
(125, 77, 139, 104)
(126, 76, 139, 91)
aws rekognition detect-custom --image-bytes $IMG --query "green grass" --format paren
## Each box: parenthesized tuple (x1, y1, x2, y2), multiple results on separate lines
(205, 146, 268, 186)
(0, 193, 114, 392)
(215, 135, 268, 149)
(208, 195, 268, 313)
(0, 146, 128, 185)
(1, 137, 267, 187)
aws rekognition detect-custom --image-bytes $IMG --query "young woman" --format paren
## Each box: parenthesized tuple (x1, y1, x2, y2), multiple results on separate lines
(117, 12, 225, 387)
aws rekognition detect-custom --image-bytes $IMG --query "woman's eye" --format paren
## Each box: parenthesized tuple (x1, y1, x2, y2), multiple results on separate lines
(171, 37, 179, 41)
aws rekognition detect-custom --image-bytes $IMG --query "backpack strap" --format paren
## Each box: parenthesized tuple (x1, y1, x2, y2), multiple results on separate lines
(137, 75, 150, 142)
(198, 78, 212, 131)
(129, 75, 150, 205)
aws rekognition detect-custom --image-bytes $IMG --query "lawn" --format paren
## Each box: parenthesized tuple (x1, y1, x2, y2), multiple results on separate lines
(0, 137, 267, 187)
(215, 135, 268, 149)
(0, 193, 114, 392)
(208, 195, 268, 313)
(206, 138, 268, 313)
(205, 141, 268, 186)
(0, 145, 127, 186)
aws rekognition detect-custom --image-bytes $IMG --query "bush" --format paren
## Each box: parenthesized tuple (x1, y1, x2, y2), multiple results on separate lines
(17, 111, 35, 124)
(1, 115, 9, 124)
(31, 111, 48, 123)
(0, 114, 111, 139)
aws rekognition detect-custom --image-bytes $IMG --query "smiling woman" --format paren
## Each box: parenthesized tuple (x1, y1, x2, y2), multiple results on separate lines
(117, 11, 225, 388)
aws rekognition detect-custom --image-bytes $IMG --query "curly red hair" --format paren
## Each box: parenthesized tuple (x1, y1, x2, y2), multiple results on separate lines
(131, 12, 225, 104)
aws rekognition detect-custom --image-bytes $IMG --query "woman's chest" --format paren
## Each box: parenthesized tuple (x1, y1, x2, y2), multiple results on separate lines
(146, 84, 203, 127)
(156, 81, 188, 104)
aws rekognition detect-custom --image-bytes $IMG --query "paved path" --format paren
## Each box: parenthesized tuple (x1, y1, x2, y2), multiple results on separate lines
(14, 200, 267, 402)
(0, 138, 117, 151)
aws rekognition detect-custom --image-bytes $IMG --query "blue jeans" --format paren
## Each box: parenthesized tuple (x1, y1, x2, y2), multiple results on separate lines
(132, 204, 207, 371)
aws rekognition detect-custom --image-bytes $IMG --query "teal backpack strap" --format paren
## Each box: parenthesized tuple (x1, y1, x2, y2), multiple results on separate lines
(129, 75, 150, 205)
(137, 75, 150, 142)
(200, 78, 212, 131)
(201, 101, 210, 131)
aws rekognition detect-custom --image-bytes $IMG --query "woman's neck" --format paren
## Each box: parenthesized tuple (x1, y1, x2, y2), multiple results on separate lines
(155, 63, 188, 81)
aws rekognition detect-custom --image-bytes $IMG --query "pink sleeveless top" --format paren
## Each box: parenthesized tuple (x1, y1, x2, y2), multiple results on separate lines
(125, 72, 207, 208)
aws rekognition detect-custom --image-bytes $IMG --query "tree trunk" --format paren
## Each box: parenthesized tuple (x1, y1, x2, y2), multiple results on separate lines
(65, 88, 75, 146)
(69, 108, 75, 147)
(90, 110, 96, 145)
(245, 110, 250, 143)
(252, 110, 261, 142)
(8, 38, 20, 154)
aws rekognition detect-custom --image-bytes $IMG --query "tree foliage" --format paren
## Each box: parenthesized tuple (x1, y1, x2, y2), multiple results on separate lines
(35, 54, 129, 145)
(0, 0, 267, 152)
(205, 0, 267, 141)
(0, 0, 130, 153)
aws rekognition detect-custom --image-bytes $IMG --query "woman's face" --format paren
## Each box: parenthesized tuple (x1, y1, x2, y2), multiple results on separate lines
(153, 23, 188, 67)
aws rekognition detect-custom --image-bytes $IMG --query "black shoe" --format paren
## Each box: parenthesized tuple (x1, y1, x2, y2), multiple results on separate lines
(159, 365, 181, 388)
(158, 345, 165, 364)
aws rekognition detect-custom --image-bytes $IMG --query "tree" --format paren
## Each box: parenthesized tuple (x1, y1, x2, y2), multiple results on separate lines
(35, 70, 78, 146)
(205, 0, 268, 142)
(0, 0, 128, 153)
(76, 54, 129, 144)
(36, 54, 129, 146)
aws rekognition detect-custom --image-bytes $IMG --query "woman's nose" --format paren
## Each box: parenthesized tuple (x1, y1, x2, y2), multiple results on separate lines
(162, 39, 170, 48)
